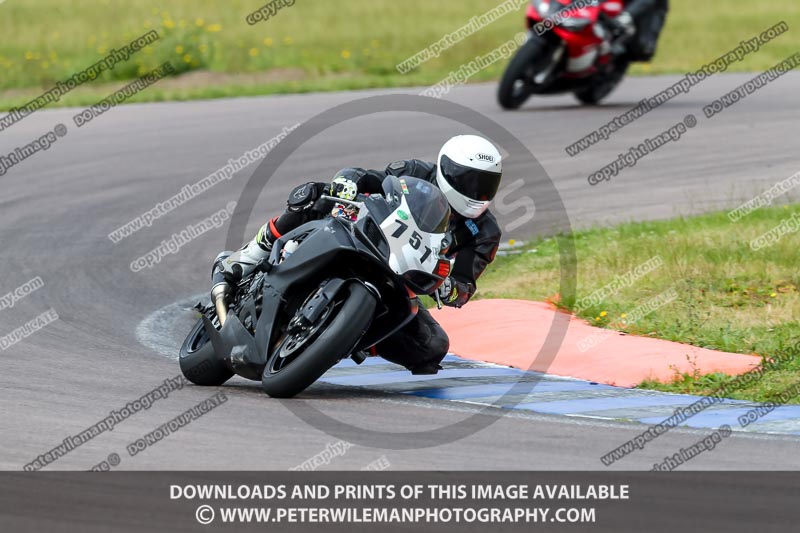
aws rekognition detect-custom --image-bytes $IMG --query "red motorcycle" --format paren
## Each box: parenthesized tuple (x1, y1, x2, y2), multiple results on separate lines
(498, 0, 630, 109)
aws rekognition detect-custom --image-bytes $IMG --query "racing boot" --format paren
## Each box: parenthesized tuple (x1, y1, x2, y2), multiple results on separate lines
(408, 362, 444, 375)
(210, 218, 279, 324)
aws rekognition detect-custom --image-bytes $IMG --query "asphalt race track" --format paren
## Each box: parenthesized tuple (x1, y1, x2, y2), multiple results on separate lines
(2, 74, 799, 470)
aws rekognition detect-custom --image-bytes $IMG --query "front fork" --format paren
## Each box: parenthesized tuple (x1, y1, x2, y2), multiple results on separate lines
(533, 35, 565, 86)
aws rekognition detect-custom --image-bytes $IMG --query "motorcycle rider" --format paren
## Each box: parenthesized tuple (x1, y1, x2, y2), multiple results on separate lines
(210, 135, 504, 375)
(609, 0, 669, 61)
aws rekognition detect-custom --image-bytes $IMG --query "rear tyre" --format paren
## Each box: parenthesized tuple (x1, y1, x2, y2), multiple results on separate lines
(179, 317, 234, 386)
(574, 58, 630, 105)
(261, 283, 376, 398)
(498, 38, 548, 110)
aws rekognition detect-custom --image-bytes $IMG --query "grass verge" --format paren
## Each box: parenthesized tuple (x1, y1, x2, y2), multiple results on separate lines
(1, 0, 799, 109)
(476, 203, 800, 403)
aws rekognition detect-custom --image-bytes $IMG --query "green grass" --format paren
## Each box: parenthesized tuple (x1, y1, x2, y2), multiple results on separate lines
(477, 204, 800, 403)
(1, 0, 799, 109)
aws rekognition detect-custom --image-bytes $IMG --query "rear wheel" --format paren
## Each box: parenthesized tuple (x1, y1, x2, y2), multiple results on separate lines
(261, 282, 376, 398)
(574, 57, 630, 105)
(179, 317, 234, 386)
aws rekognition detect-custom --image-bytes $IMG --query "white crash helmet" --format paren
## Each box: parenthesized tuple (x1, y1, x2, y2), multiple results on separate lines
(436, 135, 502, 219)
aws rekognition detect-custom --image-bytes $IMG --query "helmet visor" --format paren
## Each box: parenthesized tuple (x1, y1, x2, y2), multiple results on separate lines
(440, 155, 502, 202)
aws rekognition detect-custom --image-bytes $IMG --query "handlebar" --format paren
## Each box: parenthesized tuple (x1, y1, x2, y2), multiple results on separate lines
(318, 195, 365, 208)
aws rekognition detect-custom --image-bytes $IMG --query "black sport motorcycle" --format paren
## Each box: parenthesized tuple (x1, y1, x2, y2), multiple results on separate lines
(179, 176, 454, 398)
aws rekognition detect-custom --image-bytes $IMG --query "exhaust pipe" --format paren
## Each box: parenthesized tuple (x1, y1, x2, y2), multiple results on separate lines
(211, 283, 231, 326)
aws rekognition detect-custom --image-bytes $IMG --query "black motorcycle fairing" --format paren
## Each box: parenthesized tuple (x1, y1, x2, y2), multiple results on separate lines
(269, 217, 416, 352)
(252, 277, 283, 368)
(203, 313, 262, 381)
(206, 214, 417, 380)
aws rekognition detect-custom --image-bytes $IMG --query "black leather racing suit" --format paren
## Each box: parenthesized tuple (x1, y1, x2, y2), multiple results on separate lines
(625, 0, 668, 18)
(623, 0, 669, 61)
(213, 160, 502, 373)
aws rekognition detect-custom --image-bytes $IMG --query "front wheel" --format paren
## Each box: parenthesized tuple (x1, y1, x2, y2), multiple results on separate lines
(498, 37, 550, 110)
(261, 282, 376, 398)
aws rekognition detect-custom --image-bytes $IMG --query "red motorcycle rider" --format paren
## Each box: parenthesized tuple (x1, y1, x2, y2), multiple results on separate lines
(610, 0, 668, 61)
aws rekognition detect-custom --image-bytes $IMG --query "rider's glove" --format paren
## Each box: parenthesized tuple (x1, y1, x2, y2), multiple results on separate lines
(330, 176, 358, 201)
(437, 277, 459, 307)
(611, 11, 636, 38)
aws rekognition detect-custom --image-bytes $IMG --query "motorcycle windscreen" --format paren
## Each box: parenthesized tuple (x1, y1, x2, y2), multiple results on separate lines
(378, 176, 449, 283)
(381, 175, 451, 233)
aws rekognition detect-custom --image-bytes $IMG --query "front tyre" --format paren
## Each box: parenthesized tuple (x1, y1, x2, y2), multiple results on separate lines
(498, 38, 548, 110)
(179, 317, 234, 386)
(261, 283, 376, 398)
